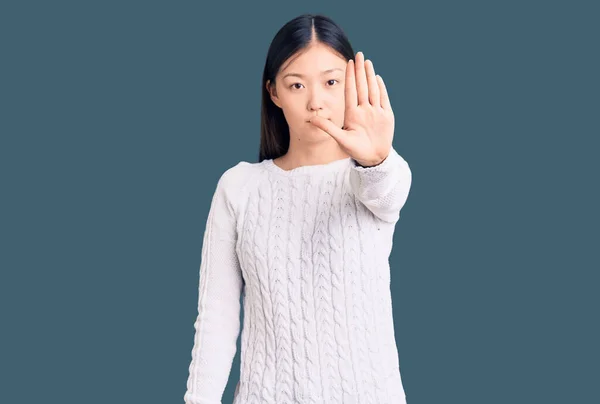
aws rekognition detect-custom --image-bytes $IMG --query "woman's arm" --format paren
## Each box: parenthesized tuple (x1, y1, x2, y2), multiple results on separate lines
(184, 168, 244, 404)
(348, 145, 412, 224)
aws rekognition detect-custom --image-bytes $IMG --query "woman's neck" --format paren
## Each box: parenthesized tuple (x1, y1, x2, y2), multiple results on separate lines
(274, 142, 350, 171)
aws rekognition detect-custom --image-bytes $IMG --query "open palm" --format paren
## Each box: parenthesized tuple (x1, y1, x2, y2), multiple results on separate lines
(309, 51, 395, 167)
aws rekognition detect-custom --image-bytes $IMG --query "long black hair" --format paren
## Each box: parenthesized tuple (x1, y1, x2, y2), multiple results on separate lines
(258, 13, 355, 162)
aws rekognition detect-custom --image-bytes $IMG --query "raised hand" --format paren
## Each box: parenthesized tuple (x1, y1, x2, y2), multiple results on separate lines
(308, 51, 395, 167)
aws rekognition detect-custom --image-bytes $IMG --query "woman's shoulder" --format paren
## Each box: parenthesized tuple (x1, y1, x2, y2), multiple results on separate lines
(220, 158, 265, 181)
(216, 159, 267, 196)
(210, 159, 268, 217)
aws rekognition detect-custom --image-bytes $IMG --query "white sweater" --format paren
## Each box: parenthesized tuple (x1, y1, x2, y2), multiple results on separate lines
(184, 145, 412, 404)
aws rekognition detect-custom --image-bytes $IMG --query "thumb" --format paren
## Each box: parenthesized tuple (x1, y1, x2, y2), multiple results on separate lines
(309, 116, 348, 147)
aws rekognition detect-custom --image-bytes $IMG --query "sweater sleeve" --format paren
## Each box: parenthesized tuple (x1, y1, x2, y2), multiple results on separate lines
(184, 168, 244, 404)
(348, 145, 412, 223)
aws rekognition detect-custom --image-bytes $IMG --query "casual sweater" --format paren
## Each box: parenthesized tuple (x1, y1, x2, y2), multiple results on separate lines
(184, 145, 412, 404)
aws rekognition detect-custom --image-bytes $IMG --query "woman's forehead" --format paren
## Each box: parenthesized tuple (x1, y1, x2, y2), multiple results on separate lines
(280, 47, 346, 77)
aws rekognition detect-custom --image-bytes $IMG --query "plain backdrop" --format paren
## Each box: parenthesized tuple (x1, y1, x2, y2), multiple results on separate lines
(1, 1, 598, 403)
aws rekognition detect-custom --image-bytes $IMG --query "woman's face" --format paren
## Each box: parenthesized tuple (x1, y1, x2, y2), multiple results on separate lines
(267, 42, 348, 142)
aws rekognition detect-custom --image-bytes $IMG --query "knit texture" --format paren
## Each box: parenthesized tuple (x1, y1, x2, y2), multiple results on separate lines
(184, 146, 412, 404)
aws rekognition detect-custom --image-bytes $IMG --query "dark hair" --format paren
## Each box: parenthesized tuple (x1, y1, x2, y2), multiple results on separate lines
(258, 13, 355, 162)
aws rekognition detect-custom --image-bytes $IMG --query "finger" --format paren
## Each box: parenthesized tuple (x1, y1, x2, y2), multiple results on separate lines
(355, 51, 369, 106)
(345, 59, 357, 109)
(309, 116, 350, 149)
(365, 59, 380, 107)
(376, 74, 391, 110)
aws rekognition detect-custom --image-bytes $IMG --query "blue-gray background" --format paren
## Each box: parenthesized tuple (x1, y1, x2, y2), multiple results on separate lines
(1, 1, 597, 403)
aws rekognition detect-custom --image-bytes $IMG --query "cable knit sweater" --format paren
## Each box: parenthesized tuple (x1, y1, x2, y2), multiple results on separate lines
(184, 145, 412, 404)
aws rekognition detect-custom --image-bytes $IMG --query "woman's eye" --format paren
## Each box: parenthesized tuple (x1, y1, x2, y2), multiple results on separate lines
(290, 80, 338, 89)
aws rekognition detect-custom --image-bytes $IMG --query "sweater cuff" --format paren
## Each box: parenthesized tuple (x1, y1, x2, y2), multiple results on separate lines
(348, 146, 411, 223)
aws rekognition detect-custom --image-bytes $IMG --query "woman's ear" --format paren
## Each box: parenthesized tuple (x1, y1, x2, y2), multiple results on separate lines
(266, 79, 281, 109)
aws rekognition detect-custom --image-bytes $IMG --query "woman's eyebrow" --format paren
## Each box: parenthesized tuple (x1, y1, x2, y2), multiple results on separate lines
(282, 68, 344, 79)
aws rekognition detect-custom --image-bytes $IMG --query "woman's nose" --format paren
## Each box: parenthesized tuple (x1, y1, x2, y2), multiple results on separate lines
(308, 91, 325, 112)
(308, 99, 323, 112)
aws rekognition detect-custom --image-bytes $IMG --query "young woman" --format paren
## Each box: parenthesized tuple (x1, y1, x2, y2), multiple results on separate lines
(184, 13, 412, 404)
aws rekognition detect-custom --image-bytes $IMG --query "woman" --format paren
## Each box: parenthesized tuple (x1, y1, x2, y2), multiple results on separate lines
(184, 13, 412, 404)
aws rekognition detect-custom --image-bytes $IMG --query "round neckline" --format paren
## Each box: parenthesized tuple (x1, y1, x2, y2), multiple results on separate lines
(263, 156, 352, 176)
